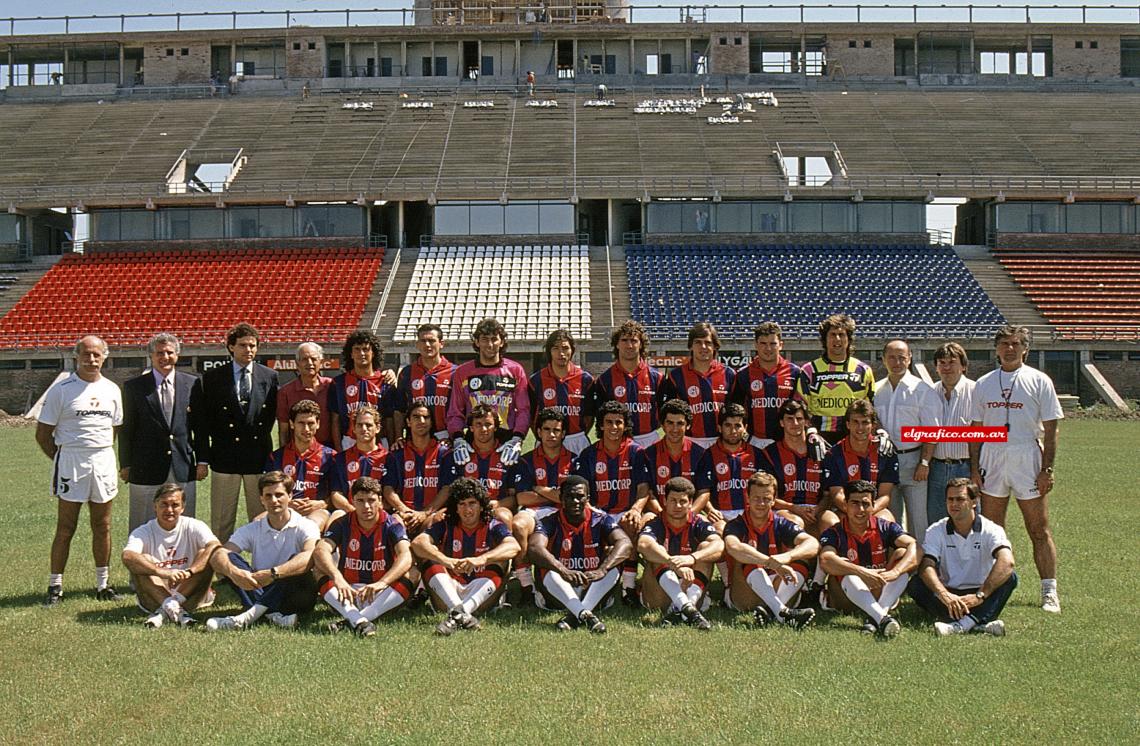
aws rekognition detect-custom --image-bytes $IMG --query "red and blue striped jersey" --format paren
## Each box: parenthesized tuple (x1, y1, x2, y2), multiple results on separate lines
(571, 438, 652, 514)
(642, 438, 705, 500)
(731, 357, 802, 441)
(660, 360, 735, 439)
(266, 441, 338, 501)
(820, 437, 900, 492)
(820, 517, 906, 569)
(530, 364, 594, 436)
(321, 510, 408, 584)
(509, 446, 573, 495)
(723, 511, 804, 560)
(329, 370, 395, 438)
(761, 441, 824, 506)
(534, 506, 620, 572)
(426, 517, 511, 560)
(587, 361, 665, 437)
(332, 444, 389, 496)
(640, 512, 718, 556)
(440, 445, 508, 501)
(381, 438, 446, 510)
(694, 440, 768, 511)
(394, 356, 455, 435)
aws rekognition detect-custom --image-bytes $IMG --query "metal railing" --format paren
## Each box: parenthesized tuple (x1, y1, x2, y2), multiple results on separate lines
(372, 247, 401, 331)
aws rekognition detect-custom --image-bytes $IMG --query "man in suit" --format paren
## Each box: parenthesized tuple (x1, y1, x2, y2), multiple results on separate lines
(120, 333, 203, 532)
(191, 323, 279, 542)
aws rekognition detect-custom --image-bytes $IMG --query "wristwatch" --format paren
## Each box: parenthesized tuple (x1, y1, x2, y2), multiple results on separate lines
(919, 458, 930, 467)
(1043, 466, 1055, 475)
(270, 566, 279, 581)
(975, 590, 986, 601)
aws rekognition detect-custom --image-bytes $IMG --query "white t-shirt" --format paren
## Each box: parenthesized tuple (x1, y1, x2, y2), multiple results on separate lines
(874, 371, 930, 445)
(124, 517, 218, 571)
(971, 364, 1063, 447)
(38, 373, 123, 448)
(922, 514, 1011, 590)
(228, 511, 319, 571)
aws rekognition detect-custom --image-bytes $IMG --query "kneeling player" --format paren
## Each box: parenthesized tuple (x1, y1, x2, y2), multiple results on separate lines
(314, 477, 413, 637)
(818, 480, 918, 638)
(722, 473, 818, 629)
(527, 476, 633, 633)
(412, 477, 520, 636)
(121, 483, 220, 628)
(637, 477, 722, 630)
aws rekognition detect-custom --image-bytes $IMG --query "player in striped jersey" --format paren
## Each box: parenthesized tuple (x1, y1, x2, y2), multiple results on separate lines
(796, 314, 875, 445)
(818, 480, 918, 637)
(527, 476, 633, 633)
(331, 405, 388, 515)
(658, 322, 734, 448)
(530, 329, 594, 455)
(436, 404, 512, 526)
(382, 401, 447, 534)
(642, 399, 705, 510)
(820, 400, 900, 523)
(313, 477, 413, 637)
(585, 320, 666, 447)
(693, 403, 768, 528)
(760, 400, 827, 536)
(265, 400, 336, 529)
(412, 477, 520, 635)
(730, 321, 803, 448)
(637, 477, 722, 629)
(328, 329, 397, 450)
(393, 323, 455, 442)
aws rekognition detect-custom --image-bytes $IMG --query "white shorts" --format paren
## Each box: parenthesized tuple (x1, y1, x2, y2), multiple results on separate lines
(520, 505, 559, 522)
(563, 431, 591, 455)
(718, 509, 743, 522)
(633, 431, 661, 449)
(749, 436, 775, 450)
(52, 446, 118, 503)
(980, 443, 1042, 501)
(690, 436, 718, 450)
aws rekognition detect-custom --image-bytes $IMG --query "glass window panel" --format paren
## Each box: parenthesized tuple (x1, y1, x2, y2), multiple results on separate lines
(821, 202, 854, 232)
(647, 203, 682, 233)
(434, 204, 469, 235)
(0, 215, 19, 243)
(1064, 204, 1099, 233)
(996, 203, 1031, 233)
(92, 211, 119, 241)
(538, 202, 573, 234)
(892, 202, 925, 232)
(1030, 203, 1061, 233)
(470, 203, 505, 234)
(788, 202, 822, 232)
(257, 207, 293, 237)
(752, 202, 783, 232)
(857, 202, 891, 233)
(715, 202, 751, 233)
(1100, 204, 1125, 234)
(681, 202, 710, 233)
(119, 210, 154, 240)
(505, 203, 540, 234)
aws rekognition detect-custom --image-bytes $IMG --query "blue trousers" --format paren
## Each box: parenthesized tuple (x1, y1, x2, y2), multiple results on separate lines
(907, 571, 1018, 625)
(926, 459, 971, 527)
(225, 552, 317, 615)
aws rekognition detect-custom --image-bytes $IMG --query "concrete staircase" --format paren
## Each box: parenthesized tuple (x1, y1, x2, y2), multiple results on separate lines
(589, 245, 630, 338)
(370, 247, 419, 343)
(0, 259, 58, 319)
(955, 245, 1052, 335)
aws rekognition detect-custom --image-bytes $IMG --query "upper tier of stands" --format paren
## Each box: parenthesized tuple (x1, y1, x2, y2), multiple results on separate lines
(995, 249, 1140, 340)
(0, 247, 383, 349)
(394, 244, 590, 342)
(627, 243, 1004, 339)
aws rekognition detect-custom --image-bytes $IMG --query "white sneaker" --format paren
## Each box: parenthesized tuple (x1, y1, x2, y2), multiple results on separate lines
(978, 619, 1006, 637)
(934, 621, 965, 637)
(160, 597, 183, 623)
(205, 616, 242, 632)
(176, 611, 198, 628)
(1041, 591, 1061, 613)
(265, 612, 298, 629)
(144, 611, 164, 629)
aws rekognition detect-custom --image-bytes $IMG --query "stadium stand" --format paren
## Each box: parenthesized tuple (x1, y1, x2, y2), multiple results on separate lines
(393, 244, 591, 341)
(0, 247, 383, 349)
(627, 243, 1004, 339)
(995, 248, 1140, 340)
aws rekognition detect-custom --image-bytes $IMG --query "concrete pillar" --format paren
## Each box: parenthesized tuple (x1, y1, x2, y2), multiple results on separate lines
(685, 38, 691, 73)
(398, 201, 405, 248)
(401, 41, 407, 76)
(374, 41, 379, 77)
(607, 199, 615, 248)
(514, 39, 521, 76)
(346, 40, 352, 77)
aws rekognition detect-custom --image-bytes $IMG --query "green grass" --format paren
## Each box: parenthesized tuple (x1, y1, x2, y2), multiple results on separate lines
(0, 420, 1136, 744)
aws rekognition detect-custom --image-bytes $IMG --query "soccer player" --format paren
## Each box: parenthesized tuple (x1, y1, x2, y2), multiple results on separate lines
(412, 477, 521, 636)
(206, 471, 320, 631)
(527, 476, 634, 633)
(393, 323, 455, 442)
(530, 329, 594, 454)
(446, 317, 530, 467)
(820, 400, 899, 521)
(121, 483, 220, 628)
(642, 399, 705, 509)
(330, 405, 388, 514)
(908, 478, 1017, 637)
(36, 335, 124, 605)
(969, 324, 1064, 613)
(571, 399, 653, 603)
(760, 400, 827, 536)
(586, 319, 665, 448)
(637, 477, 722, 630)
(796, 314, 875, 445)
(314, 476, 414, 637)
(658, 322, 734, 448)
(722, 473, 818, 628)
(265, 400, 337, 529)
(436, 404, 512, 524)
(874, 339, 932, 538)
(730, 321, 803, 449)
(916, 342, 975, 527)
(276, 342, 335, 448)
(818, 479, 918, 638)
(328, 329, 396, 450)
(508, 407, 574, 599)
(382, 401, 447, 534)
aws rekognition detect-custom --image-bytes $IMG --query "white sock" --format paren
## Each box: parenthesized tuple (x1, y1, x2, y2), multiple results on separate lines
(95, 566, 110, 589)
(746, 568, 786, 617)
(812, 564, 827, 587)
(459, 577, 497, 614)
(655, 570, 689, 611)
(323, 588, 366, 627)
(542, 572, 585, 617)
(428, 573, 464, 610)
(234, 603, 268, 625)
(878, 575, 909, 613)
(1041, 578, 1058, 594)
(777, 570, 806, 607)
(840, 575, 887, 624)
(580, 568, 620, 613)
(685, 582, 703, 607)
(516, 565, 533, 588)
(359, 587, 407, 621)
(169, 590, 187, 605)
(621, 569, 636, 589)
(49, 573, 63, 587)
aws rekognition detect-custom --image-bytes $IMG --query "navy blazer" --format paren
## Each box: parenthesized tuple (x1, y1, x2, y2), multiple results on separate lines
(120, 369, 199, 485)
(190, 361, 279, 475)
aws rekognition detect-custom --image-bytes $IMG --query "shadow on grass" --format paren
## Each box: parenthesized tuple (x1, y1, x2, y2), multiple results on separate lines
(0, 592, 55, 610)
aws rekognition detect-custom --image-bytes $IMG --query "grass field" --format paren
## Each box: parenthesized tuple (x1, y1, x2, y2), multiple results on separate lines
(0, 419, 1136, 745)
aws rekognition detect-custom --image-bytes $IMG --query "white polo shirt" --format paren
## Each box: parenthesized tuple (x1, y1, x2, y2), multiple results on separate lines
(228, 511, 319, 571)
(922, 514, 1011, 590)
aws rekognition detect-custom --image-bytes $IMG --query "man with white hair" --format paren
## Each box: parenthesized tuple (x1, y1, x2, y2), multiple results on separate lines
(36, 335, 124, 606)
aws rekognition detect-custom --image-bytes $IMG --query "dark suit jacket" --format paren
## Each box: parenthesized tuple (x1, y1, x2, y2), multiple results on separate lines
(120, 369, 199, 485)
(190, 361, 279, 475)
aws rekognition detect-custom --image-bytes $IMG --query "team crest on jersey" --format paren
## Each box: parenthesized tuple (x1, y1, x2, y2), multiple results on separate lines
(614, 385, 626, 397)
(347, 461, 360, 474)
(464, 462, 479, 474)
(846, 548, 858, 561)
(346, 385, 358, 396)
(283, 464, 296, 476)
(535, 468, 547, 480)
(847, 464, 859, 477)
(469, 378, 483, 390)
(89, 397, 101, 407)
(657, 465, 670, 479)
(412, 379, 424, 391)
(784, 463, 796, 476)
(750, 379, 762, 392)
(404, 460, 415, 472)
(562, 539, 573, 551)
(715, 462, 729, 475)
(452, 539, 462, 553)
(687, 385, 699, 398)
(544, 387, 556, 400)
(349, 537, 360, 551)
(595, 461, 607, 475)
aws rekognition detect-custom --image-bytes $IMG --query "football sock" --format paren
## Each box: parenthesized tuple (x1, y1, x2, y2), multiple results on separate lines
(95, 566, 110, 589)
(360, 587, 406, 621)
(879, 575, 909, 613)
(621, 561, 637, 589)
(580, 568, 620, 613)
(746, 568, 786, 617)
(840, 575, 887, 624)
(777, 570, 805, 606)
(655, 570, 688, 612)
(49, 573, 63, 588)
(1041, 578, 1057, 594)
(428, 574, 463, 610)
(323, 588, 366, 627)
(460, 578, 497, 614)
(811, 564, 827, 587)
(542, 572, 584, 617)
(685, 582, 703, 607)
(233, 603, 267, 625)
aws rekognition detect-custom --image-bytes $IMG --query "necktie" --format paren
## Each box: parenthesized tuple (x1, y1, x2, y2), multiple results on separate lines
(160, 377, 174, 425)
(239, 367, 251, 410)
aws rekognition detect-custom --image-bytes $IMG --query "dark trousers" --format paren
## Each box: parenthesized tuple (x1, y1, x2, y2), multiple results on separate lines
(225, 552, 317, 615)
(907, 571, 1018, 625)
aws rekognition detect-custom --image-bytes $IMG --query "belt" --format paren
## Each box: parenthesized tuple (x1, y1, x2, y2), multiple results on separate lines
(897, 446, 921, 455)
(934, 457, 969, 465)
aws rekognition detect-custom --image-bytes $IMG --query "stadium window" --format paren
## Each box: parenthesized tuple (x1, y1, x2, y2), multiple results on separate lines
(0, 359, 24, 370)
(788, 202, 823, 233)
(1101, 203, 1131, 233)
(434, 203, 470, 235)
(505, 203, 539, 234)
(181, 48, 189, 56)
(735, 38, 742, 46)
(1064, 203, 1100, 233)
(119, 210, 156, 241)
(470, 202, 505, 235)
(821, 202, 854, 233)
(849, 40, 857, 48)
(715, 202, 751, 233)
(112, 357, 146, 371)
(995, 202, 1031, 233)
(719, 38, 728, 46)
(309, 42, 316, 50)
(645, 55, 658, 75)
(1090, 41, 1098, 49)
(538, 202, 574, 234)
(31, 359, 61, 370)
(752, 202, 784, 232)
(892, 202, 925, 233)
(1029, 203, 1061, 233)
(864, 40, 872, 48)
(293, 42, 301, 51)
(646, 203, 683, 233)
(1075, 41, 1083, 49)
(1128, 352, 1140, 362)
(1123, 38, 1140, 76)
(166, 49, 174, 56)
(1092, 351, 1122, 362)
(856, 202, 891, 233)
